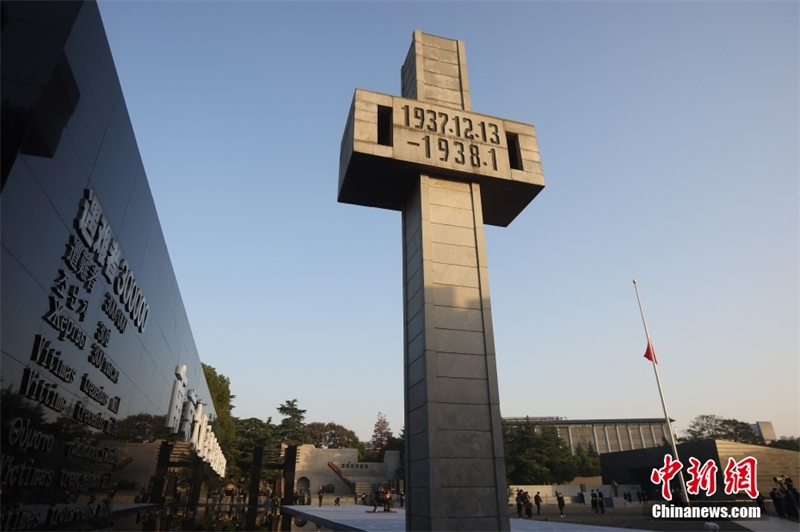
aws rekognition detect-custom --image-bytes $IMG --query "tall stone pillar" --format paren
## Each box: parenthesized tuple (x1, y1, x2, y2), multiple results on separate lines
(403, 175, 509, 530)
(399, 31, 508, 531)
(338, 30, 545, 531)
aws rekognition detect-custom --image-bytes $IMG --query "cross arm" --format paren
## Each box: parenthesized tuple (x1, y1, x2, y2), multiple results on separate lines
(338, 89, 545, 227)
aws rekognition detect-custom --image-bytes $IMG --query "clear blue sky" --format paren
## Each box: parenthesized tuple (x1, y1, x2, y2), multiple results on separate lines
(97, 1, 798, 443)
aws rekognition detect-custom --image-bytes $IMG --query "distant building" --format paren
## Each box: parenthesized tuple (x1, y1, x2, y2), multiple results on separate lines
(751, 421, 777, 444)
(600, 439, 799, 500)
(503, 417, 674, 454)
(284, 444, 401, 499)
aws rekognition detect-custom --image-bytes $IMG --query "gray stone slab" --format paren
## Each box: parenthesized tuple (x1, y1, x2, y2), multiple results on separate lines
(437, 352, 487, 378)
(407, 407, 428, 440)
(434, 306, 484, 331)
(281, 505, 652, 532)
(431, 241, 478, 267)
(430, 223, 476, 247)
(439, 486, 502, 516)
(406, 287, 423, 315)
(429, 178, 471, 192)
(428, 185, 472, 209)
(439, 458, 497, 487)
(422, 70, 462, 91)
(421, 46, 459, 66)
(437, 403, 492, 431)
(405, 268, 422, 301)
(404, 245, 421, 272)
(407, 355, 425, 386)
(420, 32, 458, 52)
(436, 376, 490, 404)
(406, 309, 424, 343)
(432, 284, 482, 310)
(407, 379, 426, 410)
(408, 457, 431, 487)
(422, 57, 460, 78)
(434, 328, 486, 354)
(430, 203, 475, 228)
(430, 263, 480, 288)
(438, 429, 493, 458)
(406, 334, 424, 365)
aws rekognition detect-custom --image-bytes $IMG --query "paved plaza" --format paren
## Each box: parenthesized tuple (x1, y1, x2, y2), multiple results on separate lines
(281, 503, 799, 532)
(281, 505, 637, 532)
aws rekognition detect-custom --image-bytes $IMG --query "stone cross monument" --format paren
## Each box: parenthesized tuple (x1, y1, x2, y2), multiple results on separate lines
(338, 30, 545, 531)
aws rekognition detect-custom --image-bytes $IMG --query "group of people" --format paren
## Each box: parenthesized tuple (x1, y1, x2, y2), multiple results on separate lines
(769, 476, 799, 520)
(590, 489, 605, 514)
(353, 489, 404, 508)
(513, 490, 542, 518)
(514, 490, 565, 518)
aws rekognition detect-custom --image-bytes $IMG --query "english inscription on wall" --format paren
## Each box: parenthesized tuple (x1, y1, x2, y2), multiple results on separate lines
(1, 189, 155, 528)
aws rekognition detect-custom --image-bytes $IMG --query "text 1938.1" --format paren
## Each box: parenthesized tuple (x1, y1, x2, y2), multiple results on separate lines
(417, 135, 498, 171)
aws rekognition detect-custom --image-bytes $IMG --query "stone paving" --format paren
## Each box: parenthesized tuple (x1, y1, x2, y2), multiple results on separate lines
(281, 503, 800, 532)
(282, 504, 640, 531)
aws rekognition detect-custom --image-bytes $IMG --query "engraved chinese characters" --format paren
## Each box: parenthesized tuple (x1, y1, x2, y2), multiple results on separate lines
(75, 190, 149, 333)
(28, 190, 137, 434)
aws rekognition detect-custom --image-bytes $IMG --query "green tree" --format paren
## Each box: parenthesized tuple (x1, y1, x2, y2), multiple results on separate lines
(586, 442, 599, 458)
(304, 421, 328, 446)
(396, 427, 405, 480)
(202, 364, 236, 450)
(1, 385, 47, 429)
(503, 421, 578, 485)
(769, 437, 800, 452)
(276, 399, 307, 444)
(504, 422, 549, 484)
(683, 415, 764, 445)
(305, 422, 361, 449)
(574, 444, 601, 477)
(225, 416, 278, 484)
(115, 413, 169, 443)
(368, 412, 394, 461)
(718, 418, 765, 445)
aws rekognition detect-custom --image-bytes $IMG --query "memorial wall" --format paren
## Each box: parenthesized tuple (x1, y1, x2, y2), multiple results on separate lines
(1, 1, 224, 529)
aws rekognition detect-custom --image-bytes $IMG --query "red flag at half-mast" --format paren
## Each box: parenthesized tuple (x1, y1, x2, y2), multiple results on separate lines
(644, 342, 658, 364)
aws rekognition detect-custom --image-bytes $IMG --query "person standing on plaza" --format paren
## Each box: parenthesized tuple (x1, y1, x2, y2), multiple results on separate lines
(770, 488, 786, 519)
(534, 492, 542, 515)
(557, 492, 565, 518)
(591, 490, 598, 513)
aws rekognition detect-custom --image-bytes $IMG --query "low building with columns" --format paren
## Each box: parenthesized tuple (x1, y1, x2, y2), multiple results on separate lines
(286, 444, 402, 500)
(503, 417, 673, 454)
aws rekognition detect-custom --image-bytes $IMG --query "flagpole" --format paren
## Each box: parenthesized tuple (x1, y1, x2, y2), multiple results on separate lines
(633, 279, 690, 506)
